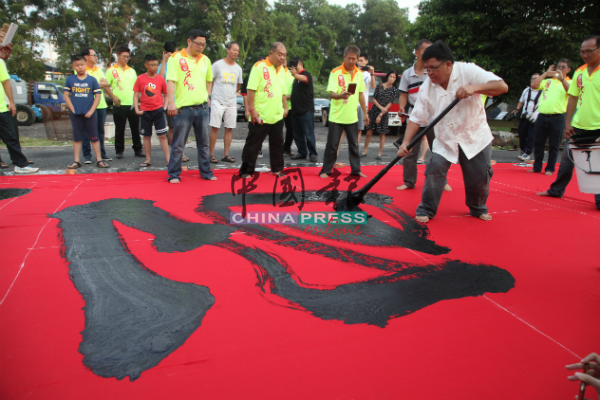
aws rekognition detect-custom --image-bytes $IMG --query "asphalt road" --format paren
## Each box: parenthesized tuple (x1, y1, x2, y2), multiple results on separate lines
(2, 115, 539, 176)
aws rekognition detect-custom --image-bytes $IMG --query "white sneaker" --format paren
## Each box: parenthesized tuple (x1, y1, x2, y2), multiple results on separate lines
(521, 154, 531, 161)
(518, 152, 526, 160)
(14, 166, 40, 174)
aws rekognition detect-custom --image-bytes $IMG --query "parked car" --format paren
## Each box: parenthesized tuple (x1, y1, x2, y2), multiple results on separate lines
(314, 98, 329, 121)
(321, 72, 401, 135)
(236, 95, 246, 121)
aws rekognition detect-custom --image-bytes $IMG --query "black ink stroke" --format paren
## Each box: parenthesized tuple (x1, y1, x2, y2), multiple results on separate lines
(0, 188, 31, 200)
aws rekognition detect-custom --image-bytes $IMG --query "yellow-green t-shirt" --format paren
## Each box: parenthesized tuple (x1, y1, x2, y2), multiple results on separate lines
(0, 60, 10, 113)
(166, 49, 213, 109)
(285, 69, 294, 110)
(568, 64, 600, 130)
(326, 64, 366, 124)
(247, 58, 286, 124)
(535, 77, 571, 115)
(87, 66, 107, 109)
(105, 64, 137, 106)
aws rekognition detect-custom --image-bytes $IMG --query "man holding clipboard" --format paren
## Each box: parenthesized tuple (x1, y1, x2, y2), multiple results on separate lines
(319, 45, 369, 179)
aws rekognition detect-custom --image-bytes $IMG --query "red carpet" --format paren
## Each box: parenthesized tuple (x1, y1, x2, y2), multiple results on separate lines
(0, 164, 598, 399)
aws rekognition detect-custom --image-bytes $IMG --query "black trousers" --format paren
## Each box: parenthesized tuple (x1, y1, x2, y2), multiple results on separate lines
(283, 113, 294, 152)
(239, 119, 285, 175)
(0, 111, 28, 167)
(320, 121, 361, 175)
(113, 105, 142, 154)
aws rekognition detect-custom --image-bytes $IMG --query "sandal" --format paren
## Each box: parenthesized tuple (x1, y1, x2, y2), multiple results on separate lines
(67, 161, 82, 169)
(210, 156, 219, 164)
(0, 162, 7, 169)
(97, 161, 109, 168)
(271, 171, 286, 178)
(140, 162, 152, 167)
(182, 155, 190, 162)
(221, 155, 236, 163)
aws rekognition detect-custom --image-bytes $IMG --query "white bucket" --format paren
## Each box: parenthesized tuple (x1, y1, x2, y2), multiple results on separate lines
(105, 122, 115, 139)
(570, 144, 600, 193)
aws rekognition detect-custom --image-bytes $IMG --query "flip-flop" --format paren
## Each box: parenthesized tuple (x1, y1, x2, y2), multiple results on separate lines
(67, 161, 82, 169)
(0, 162, 8, 169)
(375, 155, 382, 160)
(140, 162, 152, 167)
(210, 156, 219, 164)
(221, 155, 236, 163)
(97, 161, 109, 168)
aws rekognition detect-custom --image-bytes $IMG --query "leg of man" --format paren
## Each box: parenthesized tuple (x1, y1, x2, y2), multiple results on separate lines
(140, 111, 152, 165)
(126, 106, 143, 153)
(400, 129, 424, 189)
(97, 108, 108, 159)
(291, 113, 308, 158)
(82, 127, 92, 162)
(239, 122, 270, 176)
(167, 108, 193, 181)
(304, 112, 318, 157)
(283, 113, 294, 154)
(517, 117, 529, 154)
(222, 104, 237, 158)
(459, 143, 493, 217)
(0, 111, 28, 167)
(320, 121, 345, 176)
(192, 105, 215, 179)
(595, 194, 600, 210)
(267, 119, 285, 173)
(344, 122, 362, 175)
(415, 152, 452, 219)
(524, 119, 535, 155)
(546, 144, 574, 198)
(545, 114, 566, 174)
(209, 99, 225, 159)
(113, 105, 128, 156)
(532, 115, 550, 172)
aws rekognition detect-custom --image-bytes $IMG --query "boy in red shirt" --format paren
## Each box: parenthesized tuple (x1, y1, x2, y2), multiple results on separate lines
(134, 54, 168, 167)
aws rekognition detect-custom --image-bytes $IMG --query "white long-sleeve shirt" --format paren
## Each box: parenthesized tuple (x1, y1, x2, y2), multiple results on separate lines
(409, 62, 502, 163)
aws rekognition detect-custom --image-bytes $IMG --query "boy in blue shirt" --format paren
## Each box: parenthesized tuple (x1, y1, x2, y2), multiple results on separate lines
(63, 55, 108, 169)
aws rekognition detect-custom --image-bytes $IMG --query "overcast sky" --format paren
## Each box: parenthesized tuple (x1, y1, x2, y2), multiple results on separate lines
(327, 0, 422, 21)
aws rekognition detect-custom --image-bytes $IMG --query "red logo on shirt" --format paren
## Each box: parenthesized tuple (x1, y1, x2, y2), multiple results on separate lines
(338, 75, 345, 86)
(263, 67, 270, 80)
(112, 70, 119, 79)
(577, 74, 583, 89)
(180, 59, 189, 72)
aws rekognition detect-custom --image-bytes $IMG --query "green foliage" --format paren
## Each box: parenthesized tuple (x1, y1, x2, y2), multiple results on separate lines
(410, 0, 597, 101)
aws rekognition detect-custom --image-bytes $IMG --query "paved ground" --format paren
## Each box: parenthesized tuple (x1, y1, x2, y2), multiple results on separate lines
(1, 115, 540, 176)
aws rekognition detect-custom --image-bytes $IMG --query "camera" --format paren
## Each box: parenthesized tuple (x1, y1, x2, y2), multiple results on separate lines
(360, 65, 370, 72)
(288, 60, 299, 69)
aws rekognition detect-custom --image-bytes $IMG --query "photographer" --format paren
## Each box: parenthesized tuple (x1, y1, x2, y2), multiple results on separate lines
(511, 73, 541, 161)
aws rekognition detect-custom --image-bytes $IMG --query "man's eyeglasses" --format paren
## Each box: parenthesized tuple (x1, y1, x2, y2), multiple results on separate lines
(191, 40, 206, 47)
(425, 62, 445, 74)
(580, 47, 599, 55)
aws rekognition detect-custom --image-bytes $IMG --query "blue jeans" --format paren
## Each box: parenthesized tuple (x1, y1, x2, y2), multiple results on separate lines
(532, 113, 565, 173)
(291, 111, 317, 157)
(82, 108, 107, 160)
(168, 105, 214, 181)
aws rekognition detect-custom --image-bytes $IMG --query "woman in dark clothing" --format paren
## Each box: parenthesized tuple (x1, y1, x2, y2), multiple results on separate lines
(362, 70, 399, 159)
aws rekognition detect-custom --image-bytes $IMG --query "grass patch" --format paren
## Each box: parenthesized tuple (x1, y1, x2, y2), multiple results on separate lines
(0, 137, 71, 147)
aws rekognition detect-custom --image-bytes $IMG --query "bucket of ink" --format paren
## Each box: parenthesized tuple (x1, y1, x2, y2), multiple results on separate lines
(570, 144, 600, 193)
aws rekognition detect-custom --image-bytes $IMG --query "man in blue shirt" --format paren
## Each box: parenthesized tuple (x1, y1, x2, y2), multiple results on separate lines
(63, 55, 108, 169)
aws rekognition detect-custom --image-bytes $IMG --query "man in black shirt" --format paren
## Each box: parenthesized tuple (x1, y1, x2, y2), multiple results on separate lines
(289, 57, 318, 162)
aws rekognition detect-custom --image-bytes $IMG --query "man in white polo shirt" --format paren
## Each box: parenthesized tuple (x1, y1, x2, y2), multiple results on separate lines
(397, 41, 508, 223)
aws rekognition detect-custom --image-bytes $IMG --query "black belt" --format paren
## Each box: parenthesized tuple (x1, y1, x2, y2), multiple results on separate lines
(541, 113, 565, 117)
(181, 103, 207, 109)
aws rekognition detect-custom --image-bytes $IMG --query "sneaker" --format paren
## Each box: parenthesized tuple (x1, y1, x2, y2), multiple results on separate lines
(521, 154, 530, 161)
(518, 152, 525, 160)
(103, 156, 113, 161)
(309, 155, 318, 162)
(84, 158, 92, 164)
(258, 151, 263, 158)
(14, 166, 40, 174)
(116, 152, 124, 159)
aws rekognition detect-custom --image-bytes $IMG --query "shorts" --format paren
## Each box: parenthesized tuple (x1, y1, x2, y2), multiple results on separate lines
(70, 111, 98, 142)
(140, 108, 168, 137)
(165, 112, 174, 128)
(357, 106, 365, 131)
(209, 99, 237, 129)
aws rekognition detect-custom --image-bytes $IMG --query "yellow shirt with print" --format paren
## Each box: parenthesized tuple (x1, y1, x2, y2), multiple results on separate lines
(87, 67, 107, 109)
(0, 60, 10, 113)
(535, 77, 571, 115)
(247, 58, 286, 124)
(568, 64, 600, 130)
(327, 64, 366, 124)
(166, 49, 213, 109)
(285, 69, 294, 110)
(105, 64, 137, 106)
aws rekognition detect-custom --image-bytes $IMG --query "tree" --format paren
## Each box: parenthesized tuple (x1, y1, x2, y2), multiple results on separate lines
(410, 0, 598, 100)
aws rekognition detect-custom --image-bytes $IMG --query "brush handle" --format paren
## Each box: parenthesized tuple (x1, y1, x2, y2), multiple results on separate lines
(357, 97, 460, 197)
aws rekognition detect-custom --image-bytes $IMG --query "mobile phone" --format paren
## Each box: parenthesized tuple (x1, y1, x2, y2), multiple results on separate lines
(360, 65, 370, 72)
(289, 60, 298, 69)
(347, 83, 357, 95)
